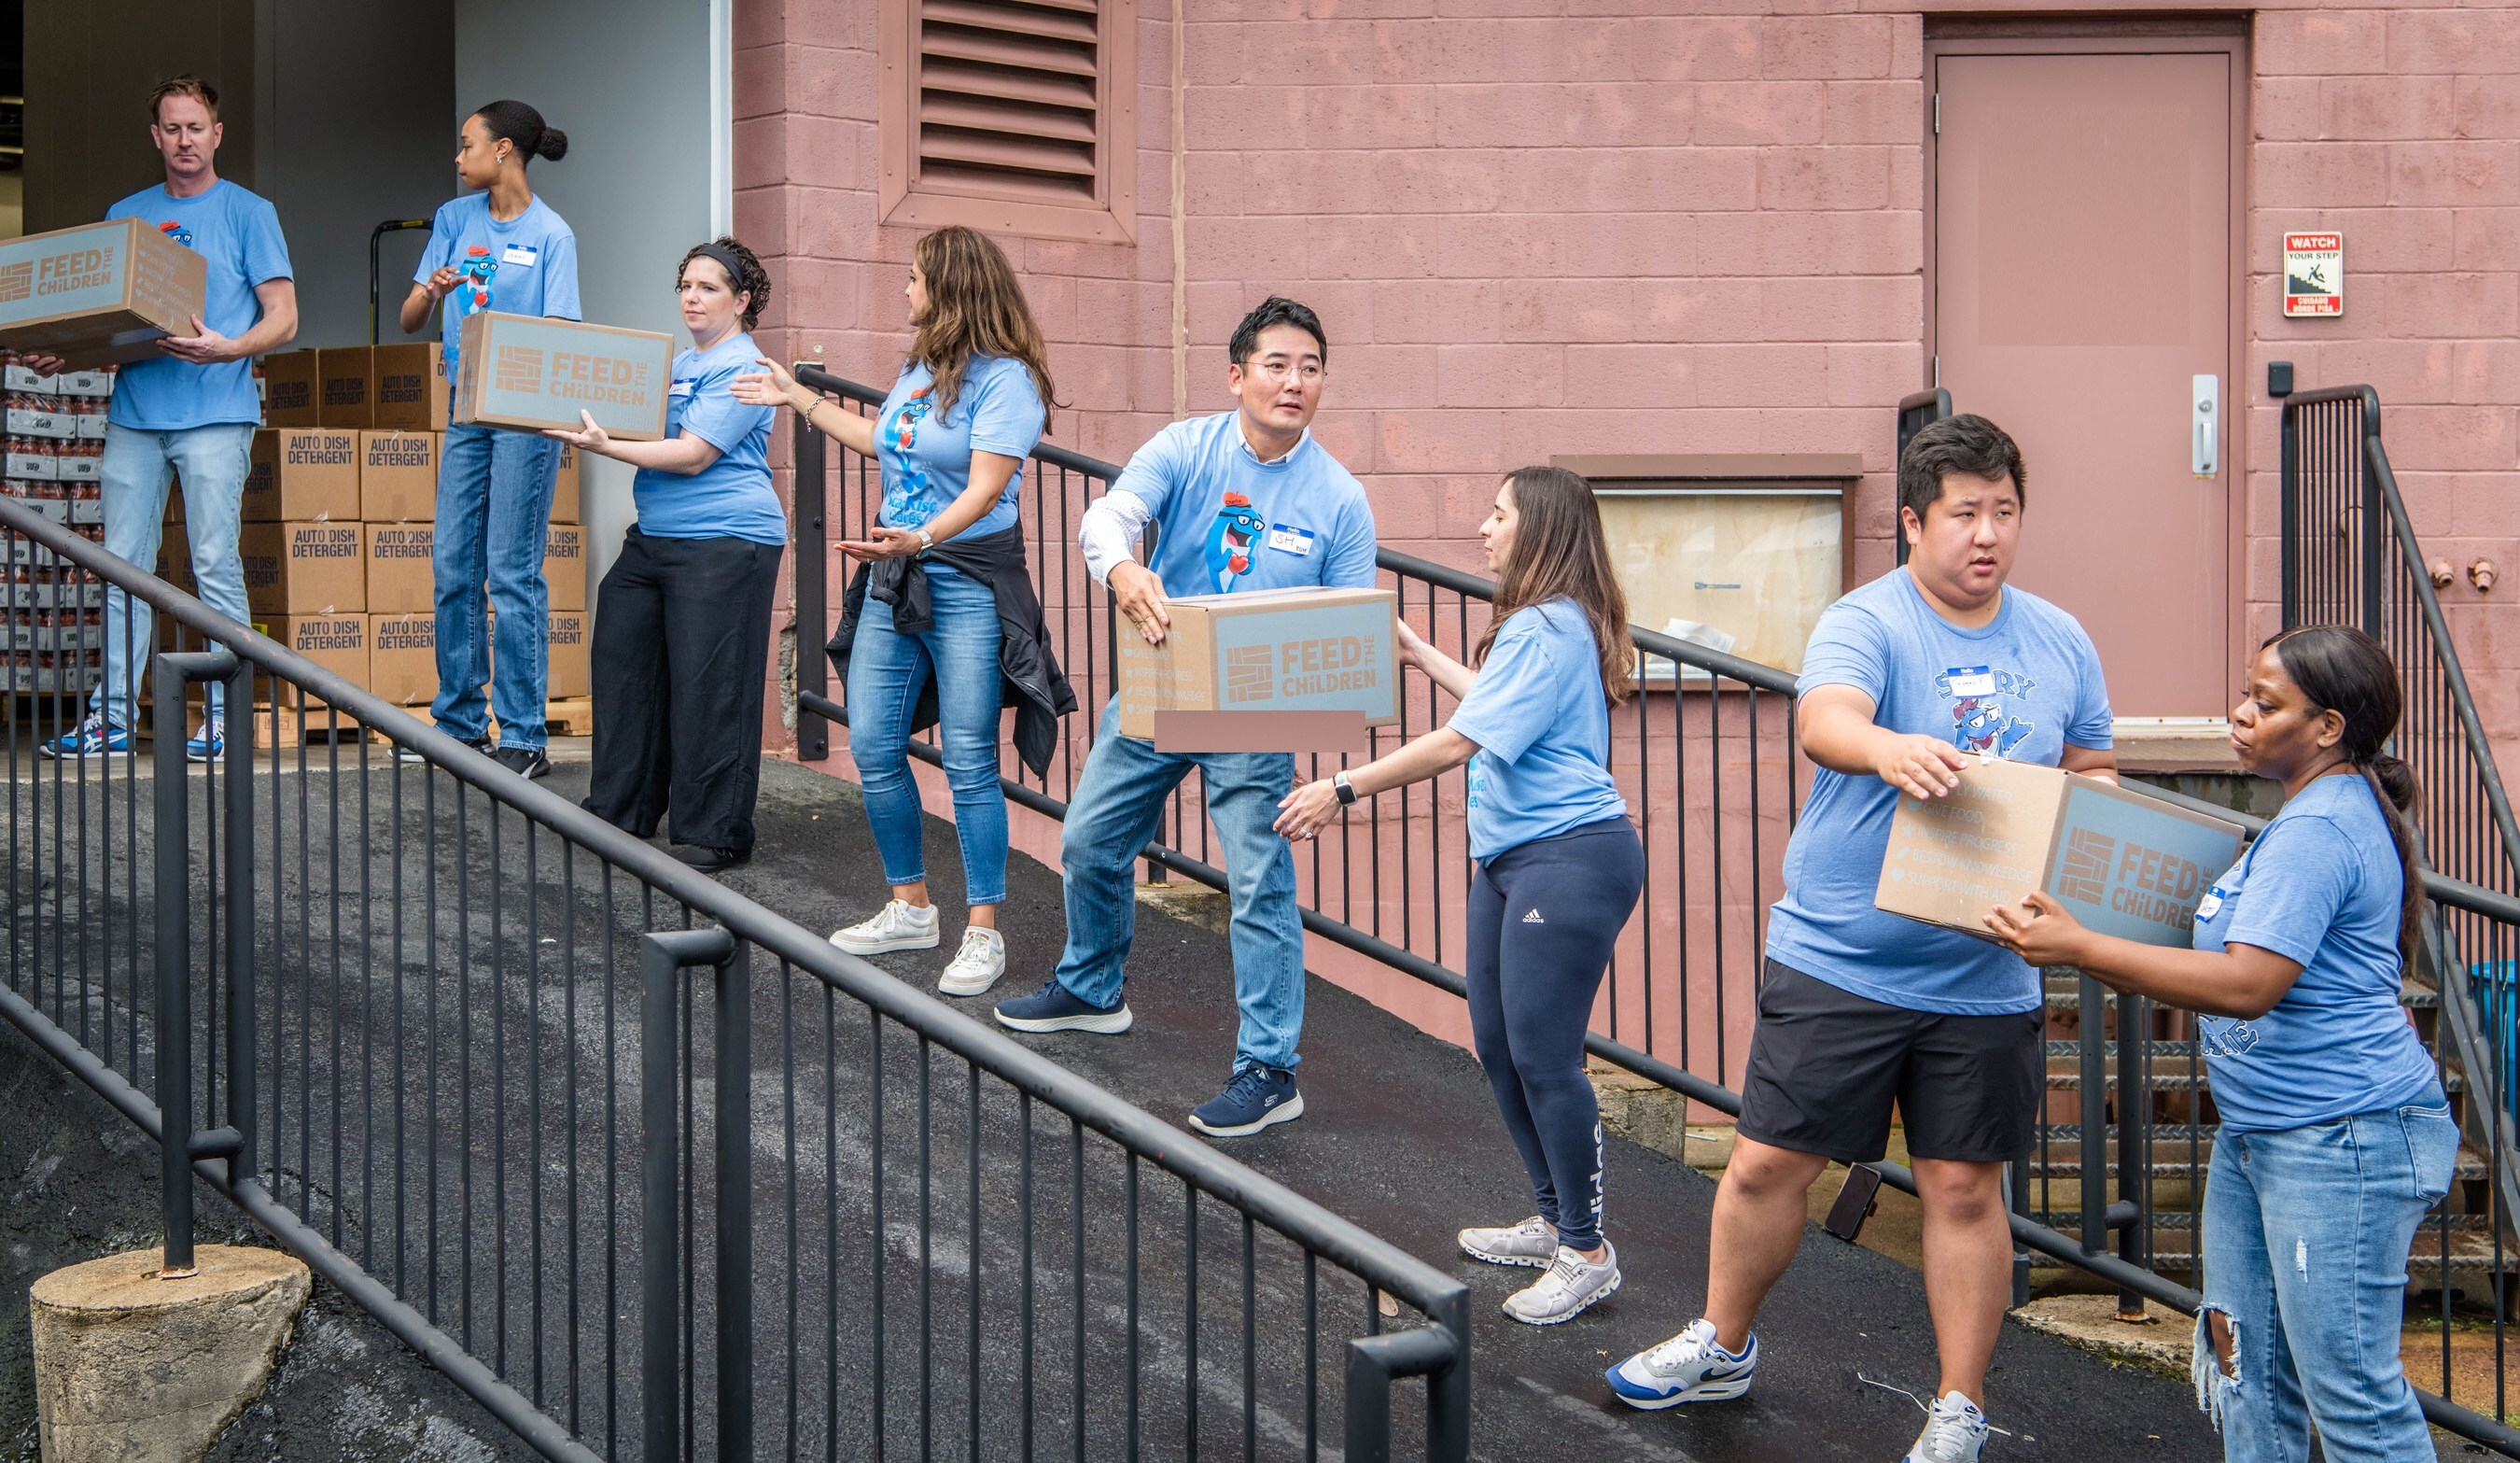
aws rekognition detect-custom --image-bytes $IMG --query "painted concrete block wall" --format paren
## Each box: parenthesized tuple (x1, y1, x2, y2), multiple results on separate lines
(737, 0, 2520, 865)
(2246, 6, 2520, 780)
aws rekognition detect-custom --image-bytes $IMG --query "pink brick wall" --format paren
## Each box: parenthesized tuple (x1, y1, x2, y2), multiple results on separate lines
(737, 0, 2520, 800)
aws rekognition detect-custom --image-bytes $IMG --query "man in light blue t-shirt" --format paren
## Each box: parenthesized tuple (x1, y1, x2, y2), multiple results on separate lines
(994, 298, 1376, 1139)
(37, 76, 297, 762)
(1607, 416, 2116, 1463)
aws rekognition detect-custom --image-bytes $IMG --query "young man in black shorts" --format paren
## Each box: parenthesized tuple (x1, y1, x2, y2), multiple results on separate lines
(1605, 415, 2117, 1463)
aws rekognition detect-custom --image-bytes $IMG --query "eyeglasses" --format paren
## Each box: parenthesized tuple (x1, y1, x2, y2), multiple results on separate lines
(1239, 359, 1323, 383)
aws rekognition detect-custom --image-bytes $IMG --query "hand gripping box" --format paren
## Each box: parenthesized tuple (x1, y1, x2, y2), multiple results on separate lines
(0, 218, 206, 366)
(453, 312, 670, 440)
(1117, 586, 1398, 753)
(1876, 757, 2247, 949)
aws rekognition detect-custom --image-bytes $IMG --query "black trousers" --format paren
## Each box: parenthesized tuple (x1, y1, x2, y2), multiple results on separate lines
(582, 527, 784, 852)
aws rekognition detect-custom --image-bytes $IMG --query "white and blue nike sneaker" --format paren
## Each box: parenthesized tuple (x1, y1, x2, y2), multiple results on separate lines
(1605, 1318, 1757, 1410)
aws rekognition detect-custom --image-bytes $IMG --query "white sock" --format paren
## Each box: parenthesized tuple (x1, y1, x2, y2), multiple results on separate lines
(899, 901, 936, 924)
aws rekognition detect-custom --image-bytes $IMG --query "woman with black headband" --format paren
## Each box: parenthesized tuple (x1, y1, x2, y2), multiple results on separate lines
(397, 98, 577, 780)
(547, 238, 785, 871)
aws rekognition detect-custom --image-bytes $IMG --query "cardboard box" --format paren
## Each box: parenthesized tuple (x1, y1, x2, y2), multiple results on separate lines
(268, 612, 369, 687)
(242, 521, 367, 616)
(542, 523, 585, 611)
(317, 346, 371, 429)
(546, 608, 589, 699)
(1876, 757, 2247, 950)
(366, 612, 438, 704)
(54, 369, 113, 398)
(242, 428, 359, 521)
(364, 521, 434, 613)
(551, 443, 579, 524)
(261, 349, 320, 427)
(0, 218, 206, 367)
(1116, 586, 1398, 751)
(369, 343, 448, 432)
(452, 311, 670, 440)
(359, 429, 438, 522)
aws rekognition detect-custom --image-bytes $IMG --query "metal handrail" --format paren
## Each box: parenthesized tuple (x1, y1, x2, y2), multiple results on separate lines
(0, 495, 1471, 1462)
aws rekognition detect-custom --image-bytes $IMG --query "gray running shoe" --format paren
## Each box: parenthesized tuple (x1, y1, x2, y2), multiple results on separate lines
(1501, 1243, 1620, 1326)
(1904, 1391, 1989, 1463)
(1458, 1216, 1558, 1269)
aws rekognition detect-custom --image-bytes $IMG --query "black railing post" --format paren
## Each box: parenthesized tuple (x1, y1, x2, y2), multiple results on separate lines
(152, 646, 240, 1277)
(2359, 400, 2384, 640)
(222, 655, 255, 1182)
(1342, 1322, 1463, 1463)
(639, 926, 749, 1463)
(2275, 383, 2299, 628)
(2116, 992, 2150, 1319)
(2078, 972, 2106, 1260)
(792, 366, 830, 763)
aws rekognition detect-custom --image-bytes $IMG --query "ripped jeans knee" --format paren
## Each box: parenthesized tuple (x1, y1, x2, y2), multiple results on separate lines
(2193, 1307, 2241, 1428)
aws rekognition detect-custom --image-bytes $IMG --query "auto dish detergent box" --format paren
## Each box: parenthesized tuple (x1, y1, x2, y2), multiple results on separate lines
(0, 218, 205, 366)
(363, 521, 434, 613)
(1875, 757, 2246, 949)
(242, 428, 359, 521)
(453, 311, 669, 440)
(368, 343, 448, 432)
(241, 521, 367, 616)
(1118, 586, 1397, 753)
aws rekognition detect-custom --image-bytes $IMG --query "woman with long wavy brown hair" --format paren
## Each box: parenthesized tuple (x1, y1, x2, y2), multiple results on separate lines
(735, 226, 1072, 995)
(1277, 464, 1644, 1327)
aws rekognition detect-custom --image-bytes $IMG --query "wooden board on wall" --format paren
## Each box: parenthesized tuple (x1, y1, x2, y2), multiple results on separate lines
(1598, 489, 1844, 678)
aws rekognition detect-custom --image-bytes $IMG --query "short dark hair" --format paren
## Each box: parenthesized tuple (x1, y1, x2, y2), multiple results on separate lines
(1228, 297, 1327, 369)
(1897, 413, 2027, 525)
(148, 75, 218, 124)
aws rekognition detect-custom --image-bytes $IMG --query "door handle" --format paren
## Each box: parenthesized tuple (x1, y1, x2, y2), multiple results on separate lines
(2192, 374, 2219, 478)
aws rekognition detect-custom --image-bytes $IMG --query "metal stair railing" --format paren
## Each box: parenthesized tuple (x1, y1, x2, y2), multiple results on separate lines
(0, 496, 1470, 1463)
(787, 367, 2520, 1455)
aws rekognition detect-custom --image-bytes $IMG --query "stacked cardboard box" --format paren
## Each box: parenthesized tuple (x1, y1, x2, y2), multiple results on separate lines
(2, 359, 114, 693)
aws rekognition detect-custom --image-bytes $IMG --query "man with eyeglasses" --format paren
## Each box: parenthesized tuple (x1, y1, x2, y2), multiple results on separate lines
(995, 297, 1377, 1139)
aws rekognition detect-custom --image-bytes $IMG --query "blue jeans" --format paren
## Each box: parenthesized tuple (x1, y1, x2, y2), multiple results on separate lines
(846, 564, 1009, 906)
(1053, 701, 1305, 1071)
(91, 421, 255, 729)
(2196, 1088, 2460, 1463)
(432, 421, 560, 748)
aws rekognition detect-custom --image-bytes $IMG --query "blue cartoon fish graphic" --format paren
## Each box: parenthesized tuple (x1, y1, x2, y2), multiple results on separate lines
(157, 220, 194, 249)
(454, 244, 498, 322)
(1205, 491, 1267, 592)
(878, 387, 939, 524)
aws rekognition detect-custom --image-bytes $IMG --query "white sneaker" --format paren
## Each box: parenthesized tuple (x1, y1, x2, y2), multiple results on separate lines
(1501, 1243, 1620, 1326)
(1458, 1216, 1559, 1269)
(1905, 1391, 1989, 1463)
(828, 899, 941, 955)
(936, 927, 1007, 997)
(1604, 1318, 1757, 1410)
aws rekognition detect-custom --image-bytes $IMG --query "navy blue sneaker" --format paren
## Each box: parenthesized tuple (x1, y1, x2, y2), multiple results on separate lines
(992, 977, 1132, 1035)
(1187, 1064, 1303, 1137)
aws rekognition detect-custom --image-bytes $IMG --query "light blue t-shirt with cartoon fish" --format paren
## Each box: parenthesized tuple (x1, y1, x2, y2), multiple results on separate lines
(1106, 411, 1376, 600)
(106, 180, 292, 430)
(413, 193, 580, 398)
(874, 355, 1044, 544)
(2191, 773, 2435, 1131)
(1765, 569, 2114, 1016)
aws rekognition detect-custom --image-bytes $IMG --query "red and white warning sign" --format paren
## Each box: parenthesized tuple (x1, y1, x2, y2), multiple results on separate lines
(2283, 233, 2344, 317)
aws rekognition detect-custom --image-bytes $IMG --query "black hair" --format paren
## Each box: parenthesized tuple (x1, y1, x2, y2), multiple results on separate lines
(1897, 413, 2027, 526)
(471, 100, 568, 164)
(2263, 625, 2424, 965)
(1228, 296, 1327, 369)
(679, 237, 772, 331)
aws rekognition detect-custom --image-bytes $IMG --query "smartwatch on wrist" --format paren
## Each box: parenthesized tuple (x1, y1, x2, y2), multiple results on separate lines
(1333, 771, 1357, 806)
(915, 527, 936, 556)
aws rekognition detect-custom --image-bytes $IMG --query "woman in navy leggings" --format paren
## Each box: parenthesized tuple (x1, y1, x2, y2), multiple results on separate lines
(1278, 464, 1644, 1325)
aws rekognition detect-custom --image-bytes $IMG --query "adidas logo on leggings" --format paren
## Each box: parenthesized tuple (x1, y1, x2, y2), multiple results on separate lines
(1522, 908, 1545, 924)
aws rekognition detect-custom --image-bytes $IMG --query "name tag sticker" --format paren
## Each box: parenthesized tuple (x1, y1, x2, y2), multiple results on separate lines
(2195, 887, 2228, 921)
(500, 244, 541, 268)
(667, 377, 696, 400)
(1267, 525, 1315, 556)
(1944, 665, 1996, 697)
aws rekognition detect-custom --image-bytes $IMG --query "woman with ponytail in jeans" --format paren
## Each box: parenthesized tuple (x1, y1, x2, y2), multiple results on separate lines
(1277, 465, 1644, 1326)
(1988, 625, 2457, 1463)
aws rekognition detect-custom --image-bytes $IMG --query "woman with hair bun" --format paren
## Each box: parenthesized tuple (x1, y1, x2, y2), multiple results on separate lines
(398, 99, 580, 780)
(1988, 625, 2457, 1463)
(551, 238, 784, 873)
